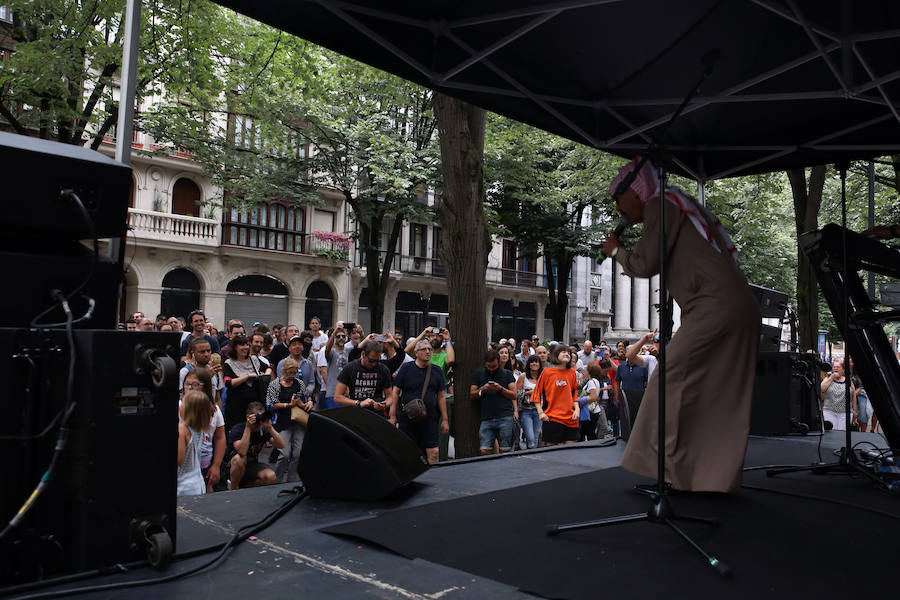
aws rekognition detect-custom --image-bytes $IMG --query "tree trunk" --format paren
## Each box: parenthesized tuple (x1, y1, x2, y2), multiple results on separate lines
(787, 165, 826, 352)
(434, 92, 487, 459)
(547, 254, 572, 341)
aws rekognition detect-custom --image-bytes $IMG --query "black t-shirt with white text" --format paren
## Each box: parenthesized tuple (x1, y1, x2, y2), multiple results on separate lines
(337, 359, 392, 404)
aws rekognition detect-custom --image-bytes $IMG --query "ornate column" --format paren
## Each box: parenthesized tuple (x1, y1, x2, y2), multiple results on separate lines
(613, 262, 632, 331)
(633, 277, 650, 331)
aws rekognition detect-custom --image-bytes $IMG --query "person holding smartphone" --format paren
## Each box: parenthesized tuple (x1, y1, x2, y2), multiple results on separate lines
(405, 326, 455, 381)
(334, 340, 394, 416)
(470, 349, 518, 455)
(626, 329, 660, 379)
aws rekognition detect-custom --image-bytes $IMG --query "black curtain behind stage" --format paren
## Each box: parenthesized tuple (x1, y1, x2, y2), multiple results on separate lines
(323, 439, 899, 600)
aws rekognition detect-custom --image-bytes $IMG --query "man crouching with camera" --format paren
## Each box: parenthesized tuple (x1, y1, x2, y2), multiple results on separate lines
(226, 402, 285, 490)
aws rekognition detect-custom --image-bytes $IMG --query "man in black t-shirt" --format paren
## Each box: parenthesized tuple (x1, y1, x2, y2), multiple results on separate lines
(180, 310, 221, 359)
(334, 340, 393, 416)
(469, 349, 518, 455)
(389, 339, 448, 463)
(226, 402, 285, 490)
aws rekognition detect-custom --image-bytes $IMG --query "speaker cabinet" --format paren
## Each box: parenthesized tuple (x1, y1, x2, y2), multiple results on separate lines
(0, 329, 180, 584)
(297, 407, 429, 500)
(0, 243, 121, 330)
(751, 352, 821, 435)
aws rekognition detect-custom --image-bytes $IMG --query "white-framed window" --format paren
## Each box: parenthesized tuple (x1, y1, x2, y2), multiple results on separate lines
(313, 210, 335, 233)
(0, 7, 12, 23)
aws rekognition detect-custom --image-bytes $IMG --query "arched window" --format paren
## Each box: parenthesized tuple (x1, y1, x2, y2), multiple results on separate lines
(172, 178, 201, 217)
(305, 281, 334, 329)
(161, 268, 201, 321)
(225, 275, 288, 328)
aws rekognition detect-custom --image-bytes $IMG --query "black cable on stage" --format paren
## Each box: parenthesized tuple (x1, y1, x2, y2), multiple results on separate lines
(6, 486, 308, 600)
(0, 290, 77, 543)
(740, 483, 900, 522)
(0, 536, 235, 598)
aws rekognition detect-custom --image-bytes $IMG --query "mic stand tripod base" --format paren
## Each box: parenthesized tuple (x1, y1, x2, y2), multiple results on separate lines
(546, 486, 732, 578)
(766, 447, 886, 488)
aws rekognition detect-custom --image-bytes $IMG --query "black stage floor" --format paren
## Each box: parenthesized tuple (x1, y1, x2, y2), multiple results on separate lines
(9, 431, 898, 599)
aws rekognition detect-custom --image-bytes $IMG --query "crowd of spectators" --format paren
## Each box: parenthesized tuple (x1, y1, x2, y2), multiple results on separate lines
(132, 309, 881, 498)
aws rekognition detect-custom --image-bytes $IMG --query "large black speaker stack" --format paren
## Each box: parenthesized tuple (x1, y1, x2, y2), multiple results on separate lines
(0, 131, 131, 329)
(0, 134, 180, 587)
(750, 352, 822, 436)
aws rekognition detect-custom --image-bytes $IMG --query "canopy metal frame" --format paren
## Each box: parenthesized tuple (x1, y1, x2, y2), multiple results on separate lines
(231, 0, 900, 180)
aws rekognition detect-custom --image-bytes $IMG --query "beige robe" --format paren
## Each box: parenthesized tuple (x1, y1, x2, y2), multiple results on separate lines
(618, 196, 759, 493)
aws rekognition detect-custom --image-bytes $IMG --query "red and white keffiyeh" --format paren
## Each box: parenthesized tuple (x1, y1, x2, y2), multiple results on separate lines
(609, 157, 738, 263)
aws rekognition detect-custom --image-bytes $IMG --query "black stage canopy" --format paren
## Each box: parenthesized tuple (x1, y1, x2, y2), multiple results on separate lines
(214, 0, 900, 180)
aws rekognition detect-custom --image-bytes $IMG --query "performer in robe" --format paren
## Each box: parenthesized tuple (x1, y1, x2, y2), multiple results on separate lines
(601, 157, 760, 494)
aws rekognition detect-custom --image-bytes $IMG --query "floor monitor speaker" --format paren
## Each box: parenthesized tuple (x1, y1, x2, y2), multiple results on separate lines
(297, 407, 429, 500)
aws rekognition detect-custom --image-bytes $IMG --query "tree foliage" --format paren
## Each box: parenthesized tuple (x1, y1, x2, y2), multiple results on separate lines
(485, 115, 621, 339)
(0, 0, 221, 149)
(276, 54, 439, 332)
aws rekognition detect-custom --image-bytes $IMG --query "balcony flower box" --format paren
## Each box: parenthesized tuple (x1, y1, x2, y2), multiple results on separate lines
(311, 230, 350, 263)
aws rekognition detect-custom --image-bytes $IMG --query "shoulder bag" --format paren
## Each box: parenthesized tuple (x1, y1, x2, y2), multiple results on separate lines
(402, 363, 431, 423)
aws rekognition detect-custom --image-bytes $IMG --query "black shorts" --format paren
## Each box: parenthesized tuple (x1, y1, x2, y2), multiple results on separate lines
(542, 420, 579, 444)
(239, 460, 272, 487)
(398, 417, 440, 450)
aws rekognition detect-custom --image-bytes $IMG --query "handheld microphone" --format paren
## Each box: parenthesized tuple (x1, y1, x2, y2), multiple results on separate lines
(598, 215, 632, 262)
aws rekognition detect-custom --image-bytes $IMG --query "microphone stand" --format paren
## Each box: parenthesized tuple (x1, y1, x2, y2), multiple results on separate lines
(546, 50, 733, 578)
(766, 163, 884, 488)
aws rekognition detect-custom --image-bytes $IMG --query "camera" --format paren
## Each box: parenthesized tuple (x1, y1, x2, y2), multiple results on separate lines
(431, 327, 441, 334)
(254, 411, 272, 424)
(343, 322, 356, 333)
(374, 334, 386, 342)
(652, 333, 660, 342)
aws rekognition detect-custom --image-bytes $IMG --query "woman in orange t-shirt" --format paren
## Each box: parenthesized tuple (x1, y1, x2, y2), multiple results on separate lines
(533, 345, 579, 445)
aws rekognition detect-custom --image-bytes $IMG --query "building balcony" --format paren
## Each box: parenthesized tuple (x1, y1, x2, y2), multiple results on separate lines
(353, 250, 550, 290)
(128, 208, 219, 247)
(354, 251, 443, 278)
(490, 267, 546, 288)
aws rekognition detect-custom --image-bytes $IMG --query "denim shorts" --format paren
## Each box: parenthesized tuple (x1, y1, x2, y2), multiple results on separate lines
(479, 416, 515, 451)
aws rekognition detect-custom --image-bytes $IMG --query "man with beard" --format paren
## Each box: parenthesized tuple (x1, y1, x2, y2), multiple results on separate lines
(268, 324, 298, 367)
(405, 326, 455, 380)
(469, 349, 517, 455)
(319, 326, 351, 409)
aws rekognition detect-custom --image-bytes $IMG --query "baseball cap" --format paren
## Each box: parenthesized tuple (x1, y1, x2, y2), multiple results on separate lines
(288, 335, 303, 344)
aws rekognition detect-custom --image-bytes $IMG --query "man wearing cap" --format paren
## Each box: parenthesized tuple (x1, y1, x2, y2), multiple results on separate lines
(276, 334, 314, 392)
(601, 156, 759, 494)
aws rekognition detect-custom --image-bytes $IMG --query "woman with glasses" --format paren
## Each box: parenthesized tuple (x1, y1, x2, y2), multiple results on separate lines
(266, 358, 312, 482)
(180, 368, 226, 493)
